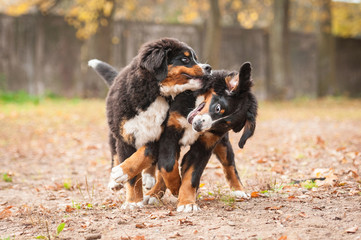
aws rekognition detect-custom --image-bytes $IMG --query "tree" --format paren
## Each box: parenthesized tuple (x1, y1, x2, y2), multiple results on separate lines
(315, 0, 335, 97)
(203, 0, 222, 69)
(269, 0, 291, 100)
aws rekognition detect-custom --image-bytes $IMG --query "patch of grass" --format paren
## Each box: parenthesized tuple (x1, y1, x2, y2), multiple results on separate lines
(0, 237, 14, 240)
(0, 90, 41, 104)
(63, 179, 72, 190)
(220, 194, 236, 206)
(301, 180, 318, 189)
(2, 173, 12, 182)
(35, 222, 65, 240)
(71, 200, 82, 210)
(0, 90, 67, 105)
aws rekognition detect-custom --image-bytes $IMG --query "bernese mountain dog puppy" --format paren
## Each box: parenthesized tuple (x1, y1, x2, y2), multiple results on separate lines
(88, 38, 211, 209)
(143, 63, 257, 212)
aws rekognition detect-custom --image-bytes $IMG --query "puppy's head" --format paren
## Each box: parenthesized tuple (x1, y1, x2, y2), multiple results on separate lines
(138, 38, 211, 98)
(187, 62, 258, 148)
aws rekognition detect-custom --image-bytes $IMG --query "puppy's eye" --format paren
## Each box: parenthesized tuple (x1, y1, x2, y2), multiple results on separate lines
(181, 57, 190, 64)
(215, 104, 222, 113)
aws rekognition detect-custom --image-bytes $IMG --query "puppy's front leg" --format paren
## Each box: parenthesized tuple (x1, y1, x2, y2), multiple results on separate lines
(213, 135, 250, 199)
(111, 143, 157, 187)
(177, 133, 219, 212)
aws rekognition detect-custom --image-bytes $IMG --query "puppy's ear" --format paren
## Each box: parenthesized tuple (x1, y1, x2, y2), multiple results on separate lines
(238, 111, 256, 148)
(231, 62, 253, 95)
(237, 96, 257, 148)
(140, 47, 169, 81)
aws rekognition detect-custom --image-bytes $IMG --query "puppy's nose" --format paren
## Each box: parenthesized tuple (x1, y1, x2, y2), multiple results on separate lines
(193, 120, 203, 132)
(203, 64, 212, 74)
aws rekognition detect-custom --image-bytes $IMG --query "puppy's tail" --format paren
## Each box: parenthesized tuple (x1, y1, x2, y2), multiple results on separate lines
(88, 59, 118, 87)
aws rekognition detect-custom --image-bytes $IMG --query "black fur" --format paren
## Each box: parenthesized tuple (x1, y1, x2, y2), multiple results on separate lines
(89, 38, 211, 201)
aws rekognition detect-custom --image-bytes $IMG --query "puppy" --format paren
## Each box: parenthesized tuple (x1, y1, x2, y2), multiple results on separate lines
(144, 63, 257, 212)
(89, 38, 211, 209)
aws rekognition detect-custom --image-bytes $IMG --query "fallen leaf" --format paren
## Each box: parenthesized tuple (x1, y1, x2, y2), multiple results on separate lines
(265, 206, 282, 210)
(299, 212, 307, 218)
(178, 218, 194, 226)
(271, 164, 284, 174)
(133, 236, 145, 240)
(316, 136, 325, 146)
(278, 236, 287, 240)
(346, 226, 358, 233)
(0, 209, 12, 219)
(251, 192, 260, 198)
(203, 197, 215, 201)
(169, 232, 182, 238)
(167, 211, 175, 216)
(135, 223, 146, 229)
(65, 205, 75, 213)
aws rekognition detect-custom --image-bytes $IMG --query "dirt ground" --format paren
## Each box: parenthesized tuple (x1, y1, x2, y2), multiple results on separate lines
(1, 98, 361, 240)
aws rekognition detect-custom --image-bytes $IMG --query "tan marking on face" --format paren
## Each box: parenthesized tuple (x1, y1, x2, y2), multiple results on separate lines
(161, 65, 204, 87)
(178, 165, 197, 206)
(184, 51, 190, 57)
(199, 132, 220, 149)
(125, 174, 143, 202)
(225, 74, 239, 91)
(167, 112, 183, 129)
(220, 109, 225, 114)
(119, 119, 134, 144)
(120, 146, 154, 180)
(198, 90, 215, 115)
(160, 158, 181, 196)
(145, 170, 167, 199)
(213, 144, 243, 191)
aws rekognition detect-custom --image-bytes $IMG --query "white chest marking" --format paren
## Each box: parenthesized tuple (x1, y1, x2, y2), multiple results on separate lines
(123, 97, 169, 149)
(160, 79, 201, 99)
(177, 116, 201, 146)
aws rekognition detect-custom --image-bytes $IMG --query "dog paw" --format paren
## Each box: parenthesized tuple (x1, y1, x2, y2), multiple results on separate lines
(107, 178, 123, 191)
(142, 173, 156, 190)
(177, 204, 200, 213)
(111, 165, 129, 183)
(143, 195, 160, 205)
(120, 201, 144, 210)
(230, 190, 251, 199)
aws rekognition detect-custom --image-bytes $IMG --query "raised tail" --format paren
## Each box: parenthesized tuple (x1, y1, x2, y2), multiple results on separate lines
(88, 59, 118, 87)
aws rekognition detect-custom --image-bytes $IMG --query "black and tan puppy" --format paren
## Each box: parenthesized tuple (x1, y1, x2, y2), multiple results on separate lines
(144, 63, 257, 212)
(89, 38, 211, 209)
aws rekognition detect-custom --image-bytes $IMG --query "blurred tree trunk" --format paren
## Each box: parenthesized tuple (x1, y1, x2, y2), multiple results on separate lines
(269, 0, 291, 100)
(316, 0, 335, 97)
(203, 0, 221, 69)
(82, 0, 116, 97)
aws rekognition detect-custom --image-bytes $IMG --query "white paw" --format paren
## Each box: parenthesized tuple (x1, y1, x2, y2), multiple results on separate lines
(142, 173, 156, 190)
(121, 201, 144, 210)
(177, 204, 200, 213)
(143, 195, 160, 205)
(107, 178, 123, 191)
(111, 165, 129, 183)
(230, 190, 251, 199)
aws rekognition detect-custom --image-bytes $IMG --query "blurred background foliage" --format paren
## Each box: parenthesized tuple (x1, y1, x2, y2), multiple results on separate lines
(3, 0, 360, 39)
(0, 0, 360, 99)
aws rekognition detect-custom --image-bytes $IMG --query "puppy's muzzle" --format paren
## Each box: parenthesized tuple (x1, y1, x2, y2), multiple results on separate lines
(200, 64, 212, 75)
(192, 114, 212, 132)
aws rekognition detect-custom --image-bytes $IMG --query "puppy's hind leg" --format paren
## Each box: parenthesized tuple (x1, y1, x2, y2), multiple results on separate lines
(143, 170, 166, 205)
(121, 174, 145, 209)
(213, 134, 250, 199)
